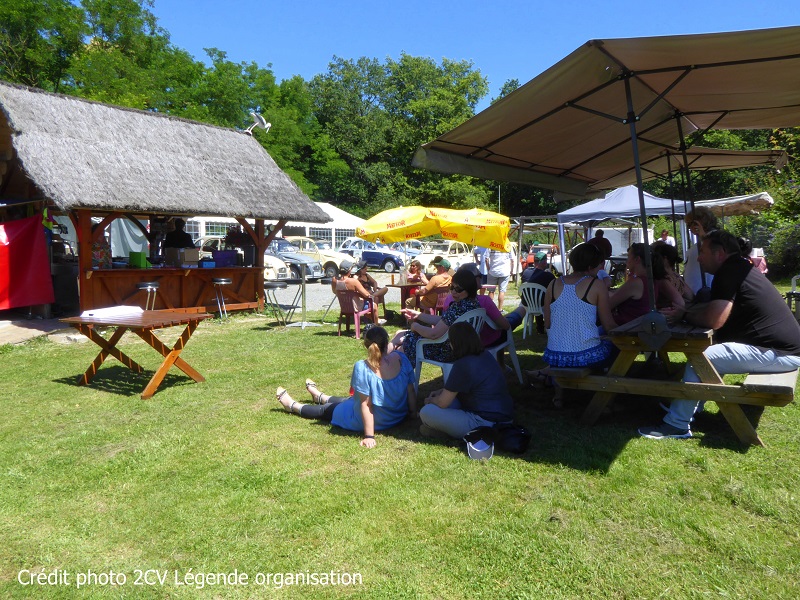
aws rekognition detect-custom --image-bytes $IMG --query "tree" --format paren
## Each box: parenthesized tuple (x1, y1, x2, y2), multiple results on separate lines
(0, 0, 86, 91)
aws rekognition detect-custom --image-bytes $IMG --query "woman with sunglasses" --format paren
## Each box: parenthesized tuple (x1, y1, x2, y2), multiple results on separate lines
(404, 259, 428, 297)
(275, 326, 416, 449)
(393, 269, 481, 367)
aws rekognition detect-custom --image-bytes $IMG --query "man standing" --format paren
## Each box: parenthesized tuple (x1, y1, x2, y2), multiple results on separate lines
(164, 218, 195, 249)
(587, 229, 613, 260)
(473, 246, 489, 287)
(639, 230, 800, 439)
(659, 229, 676, 246)
(407, 257, 452, 310)
(486, 247, 513, 310)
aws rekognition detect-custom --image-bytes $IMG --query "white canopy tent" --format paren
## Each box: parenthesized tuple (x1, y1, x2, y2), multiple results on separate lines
(555, 186, 774, 270)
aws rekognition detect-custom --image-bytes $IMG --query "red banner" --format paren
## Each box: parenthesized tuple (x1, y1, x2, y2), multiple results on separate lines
(0, 214, 55, 310)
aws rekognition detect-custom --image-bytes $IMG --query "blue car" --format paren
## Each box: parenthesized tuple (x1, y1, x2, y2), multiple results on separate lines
(338, 238, 405, 273)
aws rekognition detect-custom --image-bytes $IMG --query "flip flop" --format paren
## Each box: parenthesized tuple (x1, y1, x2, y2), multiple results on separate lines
(305, 378, 324, 404)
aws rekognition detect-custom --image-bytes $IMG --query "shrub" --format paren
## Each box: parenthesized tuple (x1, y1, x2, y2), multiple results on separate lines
(765, 222, 800, 278)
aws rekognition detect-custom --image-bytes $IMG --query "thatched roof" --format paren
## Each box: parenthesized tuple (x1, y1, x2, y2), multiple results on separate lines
(0, 80, 330, 222)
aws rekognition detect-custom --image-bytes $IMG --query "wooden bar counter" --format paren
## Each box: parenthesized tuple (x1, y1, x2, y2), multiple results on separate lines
(80, 267, 263, 313)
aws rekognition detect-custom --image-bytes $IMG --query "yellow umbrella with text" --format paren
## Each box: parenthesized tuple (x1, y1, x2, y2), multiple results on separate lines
(431, 207, 511, 251)
(356, 205, 441, 243)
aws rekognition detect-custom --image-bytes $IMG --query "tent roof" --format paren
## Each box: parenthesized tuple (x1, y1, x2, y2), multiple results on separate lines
(584, 146, 787, 195)
(284, 202, 364, 229)
(557, 186, 773, 226)
(557, 186, 684, 226)
(0, 81, 330, 223)
(412, 26, 800, 196)
(694, 191, 774, 216)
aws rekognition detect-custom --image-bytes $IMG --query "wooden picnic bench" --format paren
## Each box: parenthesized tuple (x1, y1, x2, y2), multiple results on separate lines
(549, 315, 799, 446)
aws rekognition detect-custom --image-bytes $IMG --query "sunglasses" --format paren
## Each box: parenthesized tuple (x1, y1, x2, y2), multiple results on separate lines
(450, 285, 464, 293)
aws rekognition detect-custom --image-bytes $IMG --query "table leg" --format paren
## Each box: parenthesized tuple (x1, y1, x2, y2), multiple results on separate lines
(75, 325, 144, 385)
(579, 350, 638, 425)
(687, 352, 764, 446)
(134, 321, 205, 399)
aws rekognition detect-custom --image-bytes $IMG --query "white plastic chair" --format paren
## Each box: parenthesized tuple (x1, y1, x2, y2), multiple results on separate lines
(484, 319, 524, 384)
(414, 308, 486, 391)
(519, 282, 547, 339)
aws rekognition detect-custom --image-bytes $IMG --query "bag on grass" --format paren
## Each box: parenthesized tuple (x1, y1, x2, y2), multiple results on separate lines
(492, 423, 532, 454)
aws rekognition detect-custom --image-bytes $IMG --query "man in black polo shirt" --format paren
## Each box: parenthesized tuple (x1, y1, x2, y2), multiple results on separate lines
(639, 230, 800, 439)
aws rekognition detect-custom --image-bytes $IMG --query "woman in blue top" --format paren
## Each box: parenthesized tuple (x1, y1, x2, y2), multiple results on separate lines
(276, 327, 416, 448)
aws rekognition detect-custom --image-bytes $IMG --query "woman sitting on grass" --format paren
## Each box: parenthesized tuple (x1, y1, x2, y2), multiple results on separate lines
(418, 322, 514, 439)
(276, 326, 416, 448)
(391, 269, 481, 366)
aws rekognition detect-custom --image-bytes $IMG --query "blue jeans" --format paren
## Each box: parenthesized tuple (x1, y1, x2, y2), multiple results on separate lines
(664, 342, 800, 430)
(420, 399, 495, 439)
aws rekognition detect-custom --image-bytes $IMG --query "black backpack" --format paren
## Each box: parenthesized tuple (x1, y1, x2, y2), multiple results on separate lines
(492, 423, 532, 454)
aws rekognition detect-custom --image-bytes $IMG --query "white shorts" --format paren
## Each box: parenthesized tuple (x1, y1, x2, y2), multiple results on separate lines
(487, 274, 510, 292)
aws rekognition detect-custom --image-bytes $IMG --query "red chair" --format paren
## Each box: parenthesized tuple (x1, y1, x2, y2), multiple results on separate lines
(335, 285, 372, 339)
(420, 285, 450, 315)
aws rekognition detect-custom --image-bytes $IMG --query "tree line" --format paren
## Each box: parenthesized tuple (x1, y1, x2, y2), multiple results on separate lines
(2, 1, 798, 273)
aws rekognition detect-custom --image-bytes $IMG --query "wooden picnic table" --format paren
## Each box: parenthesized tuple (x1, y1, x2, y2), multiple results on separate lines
(550, 314, 795, 446)
(61, 309, 213, 399)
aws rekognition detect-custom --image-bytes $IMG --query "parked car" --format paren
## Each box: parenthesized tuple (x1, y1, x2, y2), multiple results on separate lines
(415, 240, 473, 272)
(268, 238, 324, 280)
(195, 235, 288, 280)
(390, 240, 423, 257)
(338, 237, 405, 273)
(285, 235, 353, 278)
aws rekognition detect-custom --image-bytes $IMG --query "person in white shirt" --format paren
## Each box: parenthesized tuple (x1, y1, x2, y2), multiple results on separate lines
(659, 229, 676, 247)
(485, 248, 513, 310)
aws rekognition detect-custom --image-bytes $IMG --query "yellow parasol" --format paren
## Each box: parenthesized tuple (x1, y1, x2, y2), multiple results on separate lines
(356, 206, 441, 243)
(430, 207, 511, 251)
(357, 206, 510, 250)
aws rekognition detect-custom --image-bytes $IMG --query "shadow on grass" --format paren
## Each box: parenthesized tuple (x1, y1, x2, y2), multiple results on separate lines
(53, 366, 196, 397)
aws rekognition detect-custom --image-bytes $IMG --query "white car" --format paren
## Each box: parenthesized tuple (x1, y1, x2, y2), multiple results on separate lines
(415, 240, 473, 272)
(285, 236, 353, 278)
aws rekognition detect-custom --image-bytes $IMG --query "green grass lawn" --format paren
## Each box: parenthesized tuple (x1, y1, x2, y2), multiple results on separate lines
(1, 302, 800, 599)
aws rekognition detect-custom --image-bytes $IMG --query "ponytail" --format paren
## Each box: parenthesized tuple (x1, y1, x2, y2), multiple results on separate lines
(363, 326, 389, 372)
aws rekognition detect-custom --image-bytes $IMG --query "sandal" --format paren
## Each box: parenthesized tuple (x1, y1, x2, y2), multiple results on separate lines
(525, 369, 553, 388)
(276, 387, 298, 413)
(305, 378, 325, 404)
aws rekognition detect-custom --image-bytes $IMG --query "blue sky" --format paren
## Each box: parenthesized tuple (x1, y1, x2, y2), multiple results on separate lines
(152, 0, 798, 111)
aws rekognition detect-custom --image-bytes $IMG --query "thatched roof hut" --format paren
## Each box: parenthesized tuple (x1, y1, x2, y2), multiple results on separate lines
(0, 80, 329, 223)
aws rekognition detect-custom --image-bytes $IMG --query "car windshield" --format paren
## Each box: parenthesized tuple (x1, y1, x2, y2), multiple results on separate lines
(273, 239, 299, 252)
(422, 242, 449, 253)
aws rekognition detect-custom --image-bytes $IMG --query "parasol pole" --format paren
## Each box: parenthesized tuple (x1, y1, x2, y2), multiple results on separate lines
(623, 76, 657, 313)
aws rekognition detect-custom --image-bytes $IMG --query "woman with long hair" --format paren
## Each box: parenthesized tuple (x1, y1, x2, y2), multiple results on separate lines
(276, 326, 416, 448)
(609, 242, 667, 325)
